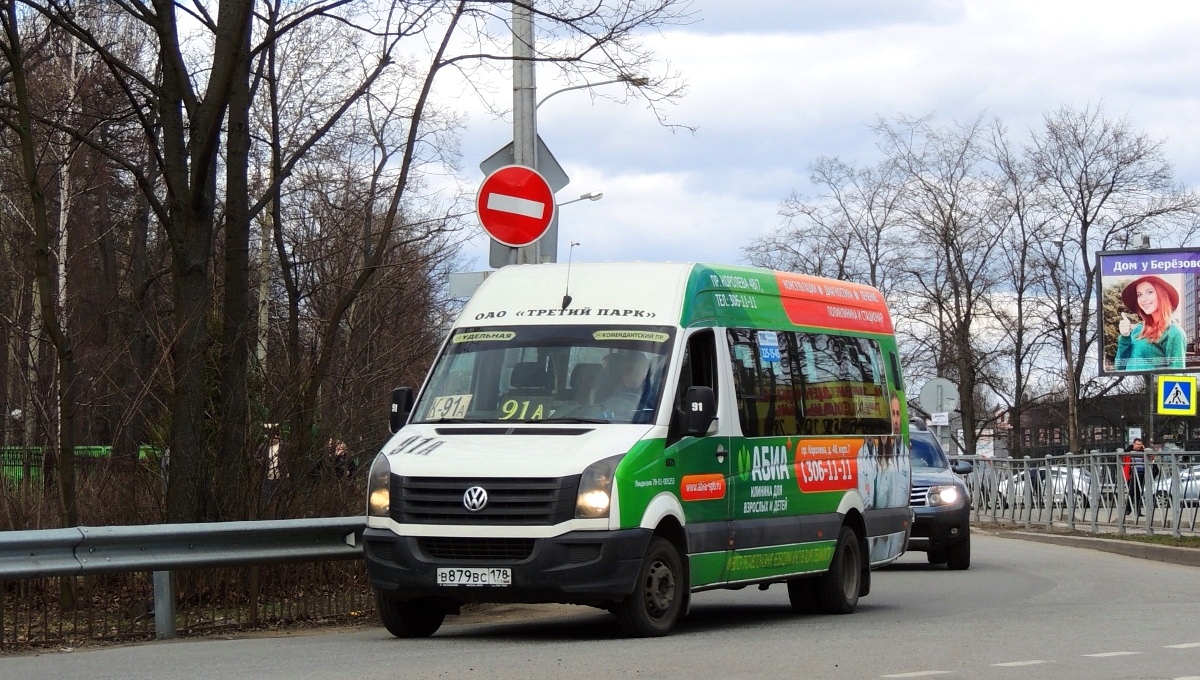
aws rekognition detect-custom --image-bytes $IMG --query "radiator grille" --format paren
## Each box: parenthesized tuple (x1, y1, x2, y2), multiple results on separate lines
(391, 475, 580, 525)
(909, 484, 930, 507)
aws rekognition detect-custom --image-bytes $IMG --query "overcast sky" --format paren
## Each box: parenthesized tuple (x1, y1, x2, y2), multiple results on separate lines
(449, 0, 1200, 275)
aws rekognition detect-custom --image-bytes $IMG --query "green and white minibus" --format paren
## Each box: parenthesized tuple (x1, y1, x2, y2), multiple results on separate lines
(364, 262, 912, 637)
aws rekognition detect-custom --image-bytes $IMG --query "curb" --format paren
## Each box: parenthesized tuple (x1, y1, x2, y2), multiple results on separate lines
(996, 531, 1200, 567)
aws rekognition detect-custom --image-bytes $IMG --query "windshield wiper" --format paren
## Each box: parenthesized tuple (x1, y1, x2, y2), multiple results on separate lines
(529, 417, 611, 424)
(422, 417, 492, 424)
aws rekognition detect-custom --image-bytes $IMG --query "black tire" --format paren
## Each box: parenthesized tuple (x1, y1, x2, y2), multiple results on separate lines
(1154, 492, 1172, 510)
(615, 536, 684, 637)
(1073, 492, 1089, 509)
(786, 577, 820, 614)
(927, 549, 948, 565)
(376, 593, 446, 638)
(814, 526, 861, 615)
(945, 535, 971, 571)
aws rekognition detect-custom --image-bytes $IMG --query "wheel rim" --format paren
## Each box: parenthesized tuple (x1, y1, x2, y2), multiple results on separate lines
(642, 557, 676, 618)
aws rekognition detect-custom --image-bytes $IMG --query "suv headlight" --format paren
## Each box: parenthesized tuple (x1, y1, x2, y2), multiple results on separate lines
(926, 484, 962, 507)
(367, 453, 392, 517)
(576, 454, 623, 519)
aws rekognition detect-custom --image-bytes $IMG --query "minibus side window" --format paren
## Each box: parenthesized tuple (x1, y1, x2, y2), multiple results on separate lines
(667, 330, 717, 445)
(726, 329, 761, 436)
(725, 328, 796, 438)
(792, 333, 890, 436)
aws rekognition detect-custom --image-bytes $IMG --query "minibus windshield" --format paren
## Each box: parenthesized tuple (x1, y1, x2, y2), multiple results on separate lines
(413, 325, 676, 425)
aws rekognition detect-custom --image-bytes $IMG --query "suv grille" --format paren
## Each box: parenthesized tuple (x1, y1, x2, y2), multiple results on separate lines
(909, 484, 930, 507)
(391, 475, 580, 525)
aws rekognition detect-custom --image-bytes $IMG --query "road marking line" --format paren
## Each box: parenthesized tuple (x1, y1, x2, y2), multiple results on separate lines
(992, 660, 1050, 667)
(881, 673, 952, 678)
(1082, 651, 1141, 657)
(486, 193, 545, 219)
(1173, 676, 1200, 680)
(1165, 643, 1200, 649)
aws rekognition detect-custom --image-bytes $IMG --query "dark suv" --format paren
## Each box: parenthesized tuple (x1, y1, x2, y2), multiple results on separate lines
(906, 419, 972, 570)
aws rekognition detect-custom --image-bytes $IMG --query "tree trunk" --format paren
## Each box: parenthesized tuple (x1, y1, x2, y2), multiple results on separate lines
(214, 16, 254, 521)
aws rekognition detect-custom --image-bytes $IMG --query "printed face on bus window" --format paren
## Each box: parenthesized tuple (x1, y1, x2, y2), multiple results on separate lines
(891, 395, 902, 433)
(1136, 281, 1159, 316)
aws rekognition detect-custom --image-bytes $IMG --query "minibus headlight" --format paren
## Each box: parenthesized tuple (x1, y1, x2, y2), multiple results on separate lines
(576, 454, 623, 519)
(927, 485, 960, 507)
(367, 453, 392, 517)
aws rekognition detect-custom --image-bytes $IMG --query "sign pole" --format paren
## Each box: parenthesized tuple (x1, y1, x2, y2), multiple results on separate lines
(1147, 375, 1155, 445)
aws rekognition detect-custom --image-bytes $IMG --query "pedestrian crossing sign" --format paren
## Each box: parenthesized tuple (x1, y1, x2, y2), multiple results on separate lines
(1157, 376, 1196, 416)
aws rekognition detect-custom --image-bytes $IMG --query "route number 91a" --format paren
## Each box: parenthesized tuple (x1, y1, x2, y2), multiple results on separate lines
(500, 399, 546, 421)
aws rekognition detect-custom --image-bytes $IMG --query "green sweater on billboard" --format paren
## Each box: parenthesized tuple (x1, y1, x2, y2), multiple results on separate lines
(1115, 322, 1186, 371)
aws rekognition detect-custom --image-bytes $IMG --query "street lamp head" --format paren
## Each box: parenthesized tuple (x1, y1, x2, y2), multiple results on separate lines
(557, 191, 604, 207)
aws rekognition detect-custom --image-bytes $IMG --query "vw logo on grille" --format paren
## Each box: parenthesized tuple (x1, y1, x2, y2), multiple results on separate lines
(462, 486, 489, 512)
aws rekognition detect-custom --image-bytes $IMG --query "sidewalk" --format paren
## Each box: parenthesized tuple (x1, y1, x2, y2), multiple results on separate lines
(973, 520, 1200, 567)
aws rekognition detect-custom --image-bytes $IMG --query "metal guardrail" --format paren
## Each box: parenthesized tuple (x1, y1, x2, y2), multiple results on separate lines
(950, 451, 1200, 537)
(0, 517, 366, 640)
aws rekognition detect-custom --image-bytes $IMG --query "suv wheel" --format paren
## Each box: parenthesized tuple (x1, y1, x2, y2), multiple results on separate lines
(945, 535, 971, 570)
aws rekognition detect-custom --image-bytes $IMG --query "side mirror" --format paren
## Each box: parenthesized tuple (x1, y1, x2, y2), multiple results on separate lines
(390, 387, 414, 434)
(683, 386, 717, 437)
(952, 460, 974, 475)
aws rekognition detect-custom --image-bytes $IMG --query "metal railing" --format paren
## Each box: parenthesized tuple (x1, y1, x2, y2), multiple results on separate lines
(1, 517, 367, 646)
(951, 451, 1200, 537)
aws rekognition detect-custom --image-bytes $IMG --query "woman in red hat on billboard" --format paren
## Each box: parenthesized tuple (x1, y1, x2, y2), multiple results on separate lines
(1115, 275, 1186, 371)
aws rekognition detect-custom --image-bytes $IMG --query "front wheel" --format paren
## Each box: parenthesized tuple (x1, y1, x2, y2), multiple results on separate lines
(615, 536, 685, 637)
(376, 593, 446, 638)
(815, 525, 862, 615)
(1155, 492, 1172, 510)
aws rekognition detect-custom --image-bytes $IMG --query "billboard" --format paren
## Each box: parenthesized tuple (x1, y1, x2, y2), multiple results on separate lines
(1096, 248, 1200, 375)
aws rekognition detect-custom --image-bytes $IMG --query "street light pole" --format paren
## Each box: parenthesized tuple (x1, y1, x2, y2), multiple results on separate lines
(513, 0, 538, 265)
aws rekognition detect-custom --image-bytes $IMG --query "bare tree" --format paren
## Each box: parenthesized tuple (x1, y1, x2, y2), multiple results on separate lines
(0, 1, 83, 532)
(986, 121, 1058, 457)
(745, 156, 906, 297)
(875, 114, 1010, 456)
(0, 0, 687, 523)
(1030, 104, 1200, 453)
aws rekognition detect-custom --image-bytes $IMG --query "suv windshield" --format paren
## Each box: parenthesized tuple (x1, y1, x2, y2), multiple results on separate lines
(910, 431, 950, 469)
(413, 324, 675, 425)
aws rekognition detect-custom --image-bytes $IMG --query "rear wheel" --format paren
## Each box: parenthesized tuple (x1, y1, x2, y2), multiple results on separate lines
(814, 525, 861, 614)
(376, 593, 446, 638)
(615, 537, 684, 637)
(946, 535, 971, 571)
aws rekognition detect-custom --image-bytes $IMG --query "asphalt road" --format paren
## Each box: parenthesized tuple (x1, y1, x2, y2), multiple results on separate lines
(3, 533, 1198, 680)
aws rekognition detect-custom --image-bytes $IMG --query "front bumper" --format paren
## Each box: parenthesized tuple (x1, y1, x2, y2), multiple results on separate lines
(364, 527, 653, 606)
(907, 503, 970, 552)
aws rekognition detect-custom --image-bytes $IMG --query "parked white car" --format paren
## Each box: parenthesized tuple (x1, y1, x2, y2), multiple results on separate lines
(996, 466, 1093, 508)
(1153, 464, 1200, 508)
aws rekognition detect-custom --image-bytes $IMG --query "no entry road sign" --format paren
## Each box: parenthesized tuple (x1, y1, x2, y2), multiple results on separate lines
(476, 165, 555, 248)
